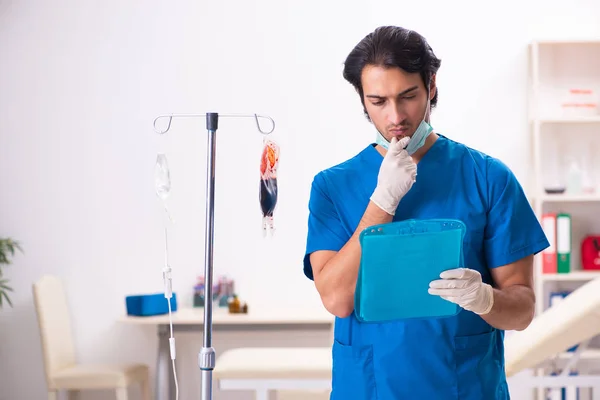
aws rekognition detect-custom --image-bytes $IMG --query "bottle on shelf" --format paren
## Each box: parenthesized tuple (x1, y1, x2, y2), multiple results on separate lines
(566, 160, 583, 195)
(218, 278, 234, 308)
(193, 275, 205, 307)
(228, 294, 241, 313)
(581, 145, 596, 194)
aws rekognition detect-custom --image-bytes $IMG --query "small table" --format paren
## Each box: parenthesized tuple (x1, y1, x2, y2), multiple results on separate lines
(120, 306, 334, 400)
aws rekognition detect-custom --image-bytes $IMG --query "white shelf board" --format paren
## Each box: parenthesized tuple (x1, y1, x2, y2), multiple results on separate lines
(541, 271, 600, 281)
(536, 194, 600, 203)
(535, 116, 600, 124)
(557, 349, 600, 360)
(532, 39, 600, 46)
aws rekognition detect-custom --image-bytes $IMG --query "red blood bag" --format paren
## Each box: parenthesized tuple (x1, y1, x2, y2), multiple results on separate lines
(259, 138, 280, 236)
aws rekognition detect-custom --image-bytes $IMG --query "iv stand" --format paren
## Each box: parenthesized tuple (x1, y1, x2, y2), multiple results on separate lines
(153, 112, 275, 400)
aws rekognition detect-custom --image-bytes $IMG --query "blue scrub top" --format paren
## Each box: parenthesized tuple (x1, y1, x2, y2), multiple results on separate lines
(303, 134, 549, 400)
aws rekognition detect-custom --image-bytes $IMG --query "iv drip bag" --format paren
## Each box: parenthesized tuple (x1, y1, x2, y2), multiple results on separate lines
(155, 153, 171, 200)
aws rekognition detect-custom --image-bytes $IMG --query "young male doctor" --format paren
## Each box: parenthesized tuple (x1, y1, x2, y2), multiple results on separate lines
(303, 26, 549, 399)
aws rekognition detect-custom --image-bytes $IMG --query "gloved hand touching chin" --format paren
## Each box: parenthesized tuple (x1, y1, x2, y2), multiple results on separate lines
(370, 136, 417, 216)
(428, 268, 495, 315)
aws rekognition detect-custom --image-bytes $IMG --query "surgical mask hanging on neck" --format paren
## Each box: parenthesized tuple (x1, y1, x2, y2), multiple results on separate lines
(405, 119, 433, 154)
(375, 97, 433, 155)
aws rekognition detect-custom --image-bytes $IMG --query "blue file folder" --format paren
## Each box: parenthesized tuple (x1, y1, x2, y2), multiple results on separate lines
(354, 219, 465, 323)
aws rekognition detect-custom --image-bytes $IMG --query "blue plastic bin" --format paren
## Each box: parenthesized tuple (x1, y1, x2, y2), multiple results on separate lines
(125, 293, 177, 316)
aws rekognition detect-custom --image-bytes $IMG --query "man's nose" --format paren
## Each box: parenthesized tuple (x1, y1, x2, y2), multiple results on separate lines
(387, 104, 406, 125)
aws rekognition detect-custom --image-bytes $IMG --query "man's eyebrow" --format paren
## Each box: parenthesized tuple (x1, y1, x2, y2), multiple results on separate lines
(365, 85, 419, 99)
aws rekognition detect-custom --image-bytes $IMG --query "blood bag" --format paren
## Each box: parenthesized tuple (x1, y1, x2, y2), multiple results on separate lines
(259, 138, 280, 236)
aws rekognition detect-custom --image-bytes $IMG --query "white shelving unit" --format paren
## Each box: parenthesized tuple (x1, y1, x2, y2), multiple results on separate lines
(528, 39, 600, 400)
(539, 194, 600, 203)
(540, 271, 600, 282)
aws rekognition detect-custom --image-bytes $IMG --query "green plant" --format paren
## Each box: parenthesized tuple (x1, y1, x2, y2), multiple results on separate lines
(0, 238, 22, 308)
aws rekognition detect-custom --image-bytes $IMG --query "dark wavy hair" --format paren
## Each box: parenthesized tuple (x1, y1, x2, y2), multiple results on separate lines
(343, 26, 442, 119)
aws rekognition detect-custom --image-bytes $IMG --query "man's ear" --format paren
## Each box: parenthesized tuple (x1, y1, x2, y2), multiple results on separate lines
(429, 74, 437, 100)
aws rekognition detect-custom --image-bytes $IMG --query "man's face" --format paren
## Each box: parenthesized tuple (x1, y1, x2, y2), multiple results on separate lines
(361, 65, 435, 142)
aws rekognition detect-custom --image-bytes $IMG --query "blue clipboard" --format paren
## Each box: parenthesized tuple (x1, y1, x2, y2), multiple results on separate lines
(354, 219, 465, 323)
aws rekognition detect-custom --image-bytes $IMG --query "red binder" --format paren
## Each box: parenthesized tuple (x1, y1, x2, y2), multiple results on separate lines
(542, 213, 557, 274)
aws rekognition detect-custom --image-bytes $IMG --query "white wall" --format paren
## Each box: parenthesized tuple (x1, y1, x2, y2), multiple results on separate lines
(1, 1, 600, 399)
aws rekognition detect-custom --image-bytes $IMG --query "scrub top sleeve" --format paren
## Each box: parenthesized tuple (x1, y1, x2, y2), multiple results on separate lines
(484, 158, 550, 269)
(303, 172, 348, 280)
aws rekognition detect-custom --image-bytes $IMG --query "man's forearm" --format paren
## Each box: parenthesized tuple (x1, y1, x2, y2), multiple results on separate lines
(315, 201, 392, 317)
(480, 284, 535, 331)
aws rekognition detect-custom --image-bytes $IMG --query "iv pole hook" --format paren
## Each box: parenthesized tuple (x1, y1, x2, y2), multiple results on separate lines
(253, 113, 275, 134)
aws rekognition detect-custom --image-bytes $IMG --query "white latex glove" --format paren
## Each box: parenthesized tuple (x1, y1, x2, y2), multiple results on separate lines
(428, 268, 494, 315)
(370, 136, 417, 215)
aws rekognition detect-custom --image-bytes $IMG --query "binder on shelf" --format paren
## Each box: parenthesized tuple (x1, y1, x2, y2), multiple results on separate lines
(542, 213, 557, 274)
(556, 213, 571, 274)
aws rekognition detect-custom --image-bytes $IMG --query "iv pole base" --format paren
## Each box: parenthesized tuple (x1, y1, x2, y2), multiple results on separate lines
(199, 347, 216, 400)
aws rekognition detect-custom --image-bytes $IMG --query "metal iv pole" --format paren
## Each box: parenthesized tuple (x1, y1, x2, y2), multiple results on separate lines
(153, 112, 276, 400)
